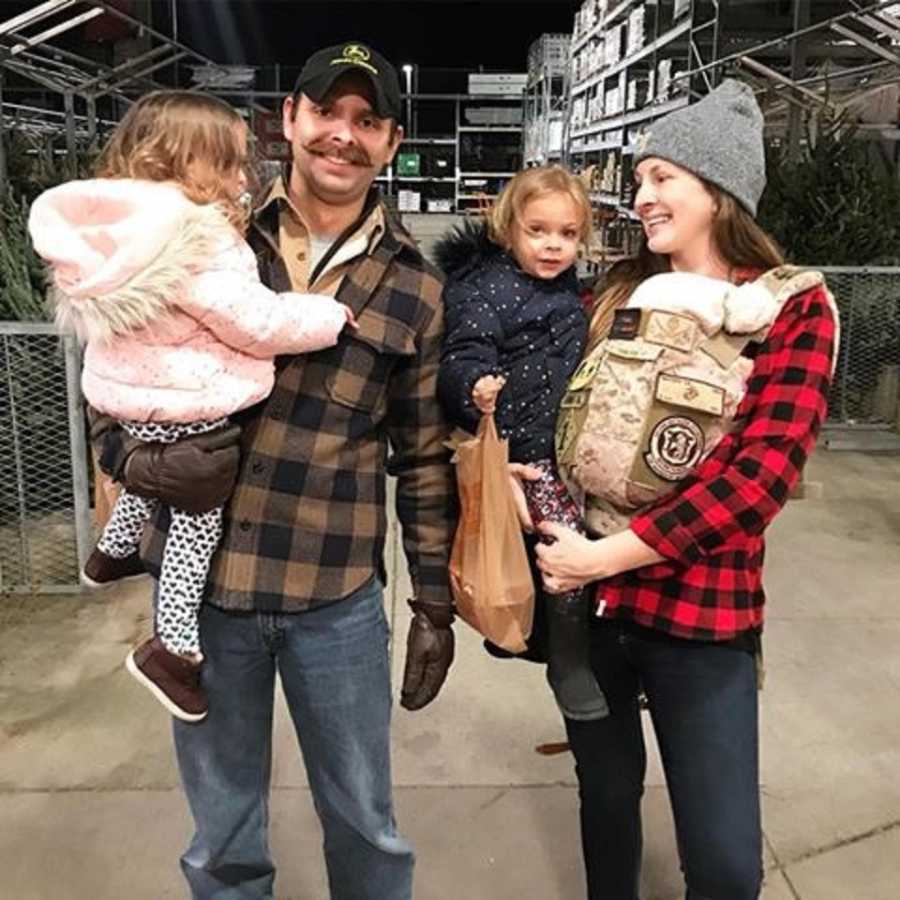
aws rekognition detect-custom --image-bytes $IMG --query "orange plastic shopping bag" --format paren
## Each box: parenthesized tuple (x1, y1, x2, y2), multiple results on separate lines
(448, 415, 535, 653)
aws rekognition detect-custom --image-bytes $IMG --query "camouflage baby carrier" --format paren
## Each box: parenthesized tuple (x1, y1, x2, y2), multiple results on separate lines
(555, 266, 838, 536)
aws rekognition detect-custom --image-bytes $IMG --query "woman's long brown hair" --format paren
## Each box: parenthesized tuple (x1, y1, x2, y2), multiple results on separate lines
(588, 186, 785, 348)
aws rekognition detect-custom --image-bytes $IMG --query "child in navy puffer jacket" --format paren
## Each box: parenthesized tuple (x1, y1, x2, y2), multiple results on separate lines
(436, 165, 608, 721)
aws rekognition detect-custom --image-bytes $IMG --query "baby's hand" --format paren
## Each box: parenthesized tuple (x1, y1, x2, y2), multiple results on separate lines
(341, 304, 359, 330)
(472, 374, 506, 415)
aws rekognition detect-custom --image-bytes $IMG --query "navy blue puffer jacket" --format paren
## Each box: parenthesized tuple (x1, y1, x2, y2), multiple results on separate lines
(435, 221, 587, 463)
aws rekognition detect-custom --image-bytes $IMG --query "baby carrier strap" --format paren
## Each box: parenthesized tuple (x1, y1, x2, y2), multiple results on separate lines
(697, 265, 828, 370)
(759, 266, 840, 376)
(756, 264, 827, 303)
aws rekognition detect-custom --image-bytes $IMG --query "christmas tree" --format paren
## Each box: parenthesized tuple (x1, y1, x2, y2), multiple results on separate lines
(759, 103, 900, 265)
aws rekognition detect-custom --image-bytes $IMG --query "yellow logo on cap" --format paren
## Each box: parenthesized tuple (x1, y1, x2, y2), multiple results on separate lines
(636, 131, 651, 153)
(330, 43, 379, 75)
(343, 44, 370, 63)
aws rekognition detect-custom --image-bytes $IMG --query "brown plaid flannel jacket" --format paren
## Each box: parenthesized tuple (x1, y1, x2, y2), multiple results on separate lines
(94, 184, 457, 614)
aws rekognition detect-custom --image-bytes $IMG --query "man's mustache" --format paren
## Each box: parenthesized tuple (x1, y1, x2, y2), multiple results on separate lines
(304, 140, 371, 167)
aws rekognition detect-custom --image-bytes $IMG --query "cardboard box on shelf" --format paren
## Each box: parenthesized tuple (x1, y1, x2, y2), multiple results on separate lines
(627, 6, 648, 56)
(627, 81, 639, 111)
(626, 77, 650, 112)
(657, 59, 673, 99)
(397, 190, 421, 212)
(427, 199, 454, 212)
(604, 86, 622, 117)
(605, 24, 623, 68)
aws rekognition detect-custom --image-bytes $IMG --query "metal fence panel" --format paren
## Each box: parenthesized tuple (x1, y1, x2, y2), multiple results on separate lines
(0, 323, 91, 594)
(821, 267, 900, 426)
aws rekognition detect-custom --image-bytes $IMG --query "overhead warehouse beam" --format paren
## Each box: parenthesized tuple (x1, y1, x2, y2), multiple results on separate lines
(7, 7, 102, 56)
(0, 0, 79, 39)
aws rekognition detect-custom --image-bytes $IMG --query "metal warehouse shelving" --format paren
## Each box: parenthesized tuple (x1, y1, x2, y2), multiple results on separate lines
(565, 0, 900, 264)
(1, 3, 530, 214)
(7, 1, 897, 223)
(0, 0, 240, 190)
(378, 91, 523, 213)
(524, 33, 571, 165)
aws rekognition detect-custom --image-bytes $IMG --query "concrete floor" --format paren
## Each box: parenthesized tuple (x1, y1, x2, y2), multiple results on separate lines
(1, 448, 899, 899)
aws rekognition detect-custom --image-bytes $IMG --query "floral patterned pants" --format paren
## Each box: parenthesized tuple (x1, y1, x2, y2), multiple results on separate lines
(520, 458, 609, 721)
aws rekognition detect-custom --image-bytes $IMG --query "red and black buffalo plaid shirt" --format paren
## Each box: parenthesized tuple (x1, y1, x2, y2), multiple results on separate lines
(596, 282, 838, 641)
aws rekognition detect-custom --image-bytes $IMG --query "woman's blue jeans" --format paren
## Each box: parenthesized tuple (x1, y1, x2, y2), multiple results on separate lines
(565, 618, 762, 900)
(170, 578, 414, 900)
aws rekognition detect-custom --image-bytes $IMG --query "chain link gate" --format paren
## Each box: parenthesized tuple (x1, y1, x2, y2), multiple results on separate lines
(0, 323, 91, 594)
(821, 267, 900, 427)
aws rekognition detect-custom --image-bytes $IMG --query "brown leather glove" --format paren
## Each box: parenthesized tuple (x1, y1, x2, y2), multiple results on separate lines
(400, 599, 455, 711)
(122, 424, 242, 514)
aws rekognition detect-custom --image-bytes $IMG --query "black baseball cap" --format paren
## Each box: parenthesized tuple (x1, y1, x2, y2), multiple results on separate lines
(292, 42, 402, 121)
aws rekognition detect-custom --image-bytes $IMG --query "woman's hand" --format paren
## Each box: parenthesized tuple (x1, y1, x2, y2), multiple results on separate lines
(535, 525, 667, 593)
(507, 462, 542, 532)
(534, 522, 608, 593)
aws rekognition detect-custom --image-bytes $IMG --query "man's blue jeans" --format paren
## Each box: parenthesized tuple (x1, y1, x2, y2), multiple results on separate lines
(170, 578, 414, 900)
(565, 619, 762, 900)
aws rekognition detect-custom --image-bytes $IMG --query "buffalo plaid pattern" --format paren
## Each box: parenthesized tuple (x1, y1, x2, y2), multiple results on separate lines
(597, 284, 838, 641)
(100, 185, 457, 614)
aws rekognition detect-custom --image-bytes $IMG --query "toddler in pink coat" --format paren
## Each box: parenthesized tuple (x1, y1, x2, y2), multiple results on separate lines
(28, 91, 352, 722)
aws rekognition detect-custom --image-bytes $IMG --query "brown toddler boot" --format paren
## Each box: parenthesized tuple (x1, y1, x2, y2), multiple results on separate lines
(81, 547, 147, 589)
(125, 636, 208, 723)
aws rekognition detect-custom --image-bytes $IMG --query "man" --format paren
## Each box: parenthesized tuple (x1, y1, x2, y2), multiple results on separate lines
(92, 42, 456, 900)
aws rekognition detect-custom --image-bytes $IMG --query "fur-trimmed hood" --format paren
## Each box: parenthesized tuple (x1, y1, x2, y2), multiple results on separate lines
(628, 271, 782, 336)
(628, 268, 840, 372)
(433, 218, 503, 281)
(28, 178, 233, 342)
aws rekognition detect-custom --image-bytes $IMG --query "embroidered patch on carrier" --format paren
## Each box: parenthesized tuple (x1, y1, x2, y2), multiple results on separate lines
(605, 340, 664, 362)
(610, 308, 642, 340)
(555, 407, 580, 464)
(644, 416, 705, 482)
(655, 373, 725, 416)
(643, 310, 697, 353)
(567, 355, 603, 391)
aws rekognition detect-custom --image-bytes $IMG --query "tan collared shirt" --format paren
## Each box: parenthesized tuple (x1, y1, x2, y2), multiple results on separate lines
(262, 177, 385, 296)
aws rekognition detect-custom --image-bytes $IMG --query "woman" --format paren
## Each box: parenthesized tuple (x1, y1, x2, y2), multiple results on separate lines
(518, 80, 837, 899)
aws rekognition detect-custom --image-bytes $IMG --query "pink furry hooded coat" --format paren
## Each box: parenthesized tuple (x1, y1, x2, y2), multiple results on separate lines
(28, 178, 347, 424)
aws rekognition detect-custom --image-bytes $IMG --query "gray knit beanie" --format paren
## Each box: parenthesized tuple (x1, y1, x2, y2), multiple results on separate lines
(634, 79, 766, 216)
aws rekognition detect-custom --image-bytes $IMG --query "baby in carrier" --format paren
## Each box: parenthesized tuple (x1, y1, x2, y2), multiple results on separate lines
(556, 267, 839, 535)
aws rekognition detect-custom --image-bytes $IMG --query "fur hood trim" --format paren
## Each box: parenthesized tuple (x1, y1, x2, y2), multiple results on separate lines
(628, 272, 733, 335)
(629, 271, 784, 337)
(29, 178, 233, 343)
(433, 218, 501, 279)
(628, 267, 840, 375)
(52, 203, 230, 343)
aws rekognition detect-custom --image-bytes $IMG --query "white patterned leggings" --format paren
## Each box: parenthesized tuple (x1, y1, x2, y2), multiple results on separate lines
(97, 418, 227, 657)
